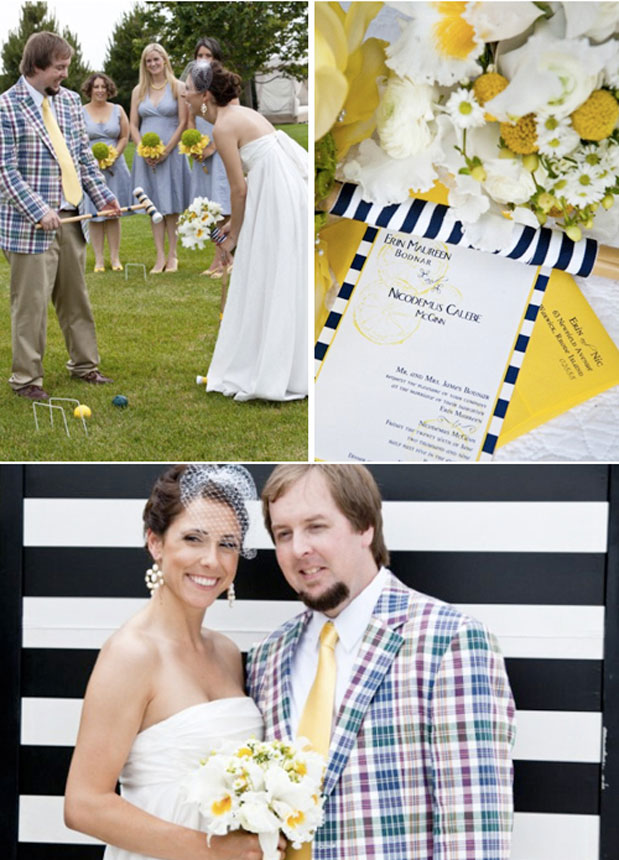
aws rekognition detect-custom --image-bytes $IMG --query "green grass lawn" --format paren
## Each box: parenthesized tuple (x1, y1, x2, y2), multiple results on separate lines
(0, 124, 308, 462)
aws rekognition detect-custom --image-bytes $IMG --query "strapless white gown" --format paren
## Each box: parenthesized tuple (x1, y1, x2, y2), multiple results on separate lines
(103, 696, 264, 859)
(206, 131, 308, 401)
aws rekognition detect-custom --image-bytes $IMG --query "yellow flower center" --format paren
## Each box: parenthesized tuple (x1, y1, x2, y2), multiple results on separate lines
(571, 89, 619, 141)
(500, 114, 538, 155)
(432, 2, 476, 59)
(295, 761, 308, 776)
(287, 810, 306, 829)
(211, 795, 232, 816)
(472, 72, 509, 121)
(236, 747, 252, 758)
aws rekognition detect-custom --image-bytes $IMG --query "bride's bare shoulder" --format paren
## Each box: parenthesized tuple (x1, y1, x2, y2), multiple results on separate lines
(97, 615, 161, 674)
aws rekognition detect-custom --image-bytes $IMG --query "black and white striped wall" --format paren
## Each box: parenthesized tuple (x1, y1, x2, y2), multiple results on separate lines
(2, 464, 618, 860)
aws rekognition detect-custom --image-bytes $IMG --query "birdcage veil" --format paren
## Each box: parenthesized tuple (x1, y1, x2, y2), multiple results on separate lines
(179, 464, 257, 559)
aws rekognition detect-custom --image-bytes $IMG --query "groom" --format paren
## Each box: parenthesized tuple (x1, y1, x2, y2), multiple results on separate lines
(0, 31, 119, 400)
(247, 464, 516, 860)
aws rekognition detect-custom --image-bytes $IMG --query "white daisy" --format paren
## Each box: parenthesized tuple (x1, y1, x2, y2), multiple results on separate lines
(445, 87, 486, 129)
(561, 167, 608, 207)
(535, 115, 581, 158)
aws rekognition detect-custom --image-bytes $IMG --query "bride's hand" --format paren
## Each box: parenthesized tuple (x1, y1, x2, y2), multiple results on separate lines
(205, 830, 286, 859)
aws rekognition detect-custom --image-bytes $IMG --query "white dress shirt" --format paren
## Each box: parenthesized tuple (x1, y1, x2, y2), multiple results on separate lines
(24, 78, 72, 211)
(289, 566, 389, 736)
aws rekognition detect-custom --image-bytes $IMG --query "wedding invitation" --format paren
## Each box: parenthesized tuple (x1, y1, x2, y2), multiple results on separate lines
(315, 225, 547, 462)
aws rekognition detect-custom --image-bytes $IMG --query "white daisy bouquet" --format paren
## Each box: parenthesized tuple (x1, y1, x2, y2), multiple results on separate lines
(181, 737, 326, 860)
(177, 196, 224, 249)
(316, 1, 619, 311)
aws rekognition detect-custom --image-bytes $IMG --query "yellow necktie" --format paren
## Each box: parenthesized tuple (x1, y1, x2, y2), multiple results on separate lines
(41, 96, 82, 206)
(288, 622, 339, 860)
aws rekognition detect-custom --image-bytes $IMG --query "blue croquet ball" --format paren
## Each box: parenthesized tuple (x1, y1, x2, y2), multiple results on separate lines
(112, 395, 129, 408)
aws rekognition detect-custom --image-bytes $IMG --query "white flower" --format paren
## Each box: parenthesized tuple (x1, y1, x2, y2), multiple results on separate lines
(183, 756, 238, 835)
(385, 2, 485, 86)
(485, 34, 615, 120)
(563, 2, 619, 43)
(341, 136, 443, 205)
(512, 205, 544, 229)
(459, 209, 520, 253)
(237, 792, 281, 835)
(444, 87, 485, 129)
(376, 76, 437, 159)
(482, 158, 536, 206)
(467, 2, 543, 42)
(385, 2, 542, 87)
(561, 166, 608, 207)
(447, 172, 491, 223)
(535, 115, 580, 158)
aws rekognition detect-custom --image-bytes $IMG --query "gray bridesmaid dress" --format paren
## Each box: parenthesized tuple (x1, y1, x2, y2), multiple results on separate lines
(187, 115, 231, 214)
(83, 104, 133, 221)
(131, 83, 190, 215)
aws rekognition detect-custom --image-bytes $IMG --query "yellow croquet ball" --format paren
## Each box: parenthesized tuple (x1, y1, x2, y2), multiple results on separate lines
(74, 404, 92, 419)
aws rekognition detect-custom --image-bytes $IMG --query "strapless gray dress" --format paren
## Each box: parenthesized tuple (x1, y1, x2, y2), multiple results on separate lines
(83, 104, 133, 221)
(130, 83, 191, 215)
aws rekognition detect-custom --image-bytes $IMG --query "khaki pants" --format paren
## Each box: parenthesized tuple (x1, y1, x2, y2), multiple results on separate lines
(7, 220, 100, 389)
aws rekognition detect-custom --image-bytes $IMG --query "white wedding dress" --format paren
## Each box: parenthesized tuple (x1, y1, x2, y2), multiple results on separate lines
(206, 131, 308, 401)
(103, 697, 264, 860)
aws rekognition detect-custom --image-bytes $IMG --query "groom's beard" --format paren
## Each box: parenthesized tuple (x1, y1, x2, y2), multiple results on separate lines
(298, 581, 350, 614)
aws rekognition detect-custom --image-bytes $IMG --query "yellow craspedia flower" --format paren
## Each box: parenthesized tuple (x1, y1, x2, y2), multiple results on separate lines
(500, 114, 538, 155)
(473, 72, 509, 121)
(211, 795, 232, 816)
(571, 89, 619, 141)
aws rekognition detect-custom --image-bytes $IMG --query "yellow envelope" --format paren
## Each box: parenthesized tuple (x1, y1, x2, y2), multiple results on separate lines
(497, 268, 619, 446)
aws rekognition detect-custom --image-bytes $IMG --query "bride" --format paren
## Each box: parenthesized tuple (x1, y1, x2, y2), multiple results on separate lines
(64, 464, 285, 860)
(184, 61, 308, 402)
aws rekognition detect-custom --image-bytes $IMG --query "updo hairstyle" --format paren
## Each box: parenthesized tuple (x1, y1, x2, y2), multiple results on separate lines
(188, 59, 242, 106)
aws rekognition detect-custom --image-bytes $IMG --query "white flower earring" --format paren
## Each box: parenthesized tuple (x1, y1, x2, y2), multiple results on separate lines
(145, 561, 164, 593)
(200, 102, 207, 117)
(227, 581, 236, 607)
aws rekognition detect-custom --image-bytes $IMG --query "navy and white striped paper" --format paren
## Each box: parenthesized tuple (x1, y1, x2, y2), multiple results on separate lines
(330, 183, 598, 278)
(315, 226, 547, 460)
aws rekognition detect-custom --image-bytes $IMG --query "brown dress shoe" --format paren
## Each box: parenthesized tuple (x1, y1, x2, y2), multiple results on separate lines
(77, 370, 114, 384)
(14, 384, 50, 400)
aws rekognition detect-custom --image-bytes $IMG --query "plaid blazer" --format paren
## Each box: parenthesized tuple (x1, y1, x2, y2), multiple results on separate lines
(0, 77, 115, 254)
(247, 573, 516, 860)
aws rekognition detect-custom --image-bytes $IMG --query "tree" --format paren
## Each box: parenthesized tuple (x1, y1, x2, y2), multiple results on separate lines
(142, 1, 308, 106)
(103, 3, 167, 114)
(0, 1, 91, 95)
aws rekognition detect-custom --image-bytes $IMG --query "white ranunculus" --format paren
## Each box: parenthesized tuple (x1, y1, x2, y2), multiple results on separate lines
(486, 35, 615, 120)
(563, 2, 619, 42)
(376, 76, 437, 160)
(483, 158, 536, 206)
(341, 136, 443, 205)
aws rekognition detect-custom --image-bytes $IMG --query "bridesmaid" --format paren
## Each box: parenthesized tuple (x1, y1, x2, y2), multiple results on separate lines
(82, 73, 132, 272)
(186, 37, 234, 278)
(130, 43, 189, 274)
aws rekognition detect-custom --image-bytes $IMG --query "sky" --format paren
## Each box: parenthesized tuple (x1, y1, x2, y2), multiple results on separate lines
(2, 0, 139, 70)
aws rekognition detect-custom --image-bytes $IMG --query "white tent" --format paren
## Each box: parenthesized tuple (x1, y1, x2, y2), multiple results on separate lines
(255, 64, 307, 123)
